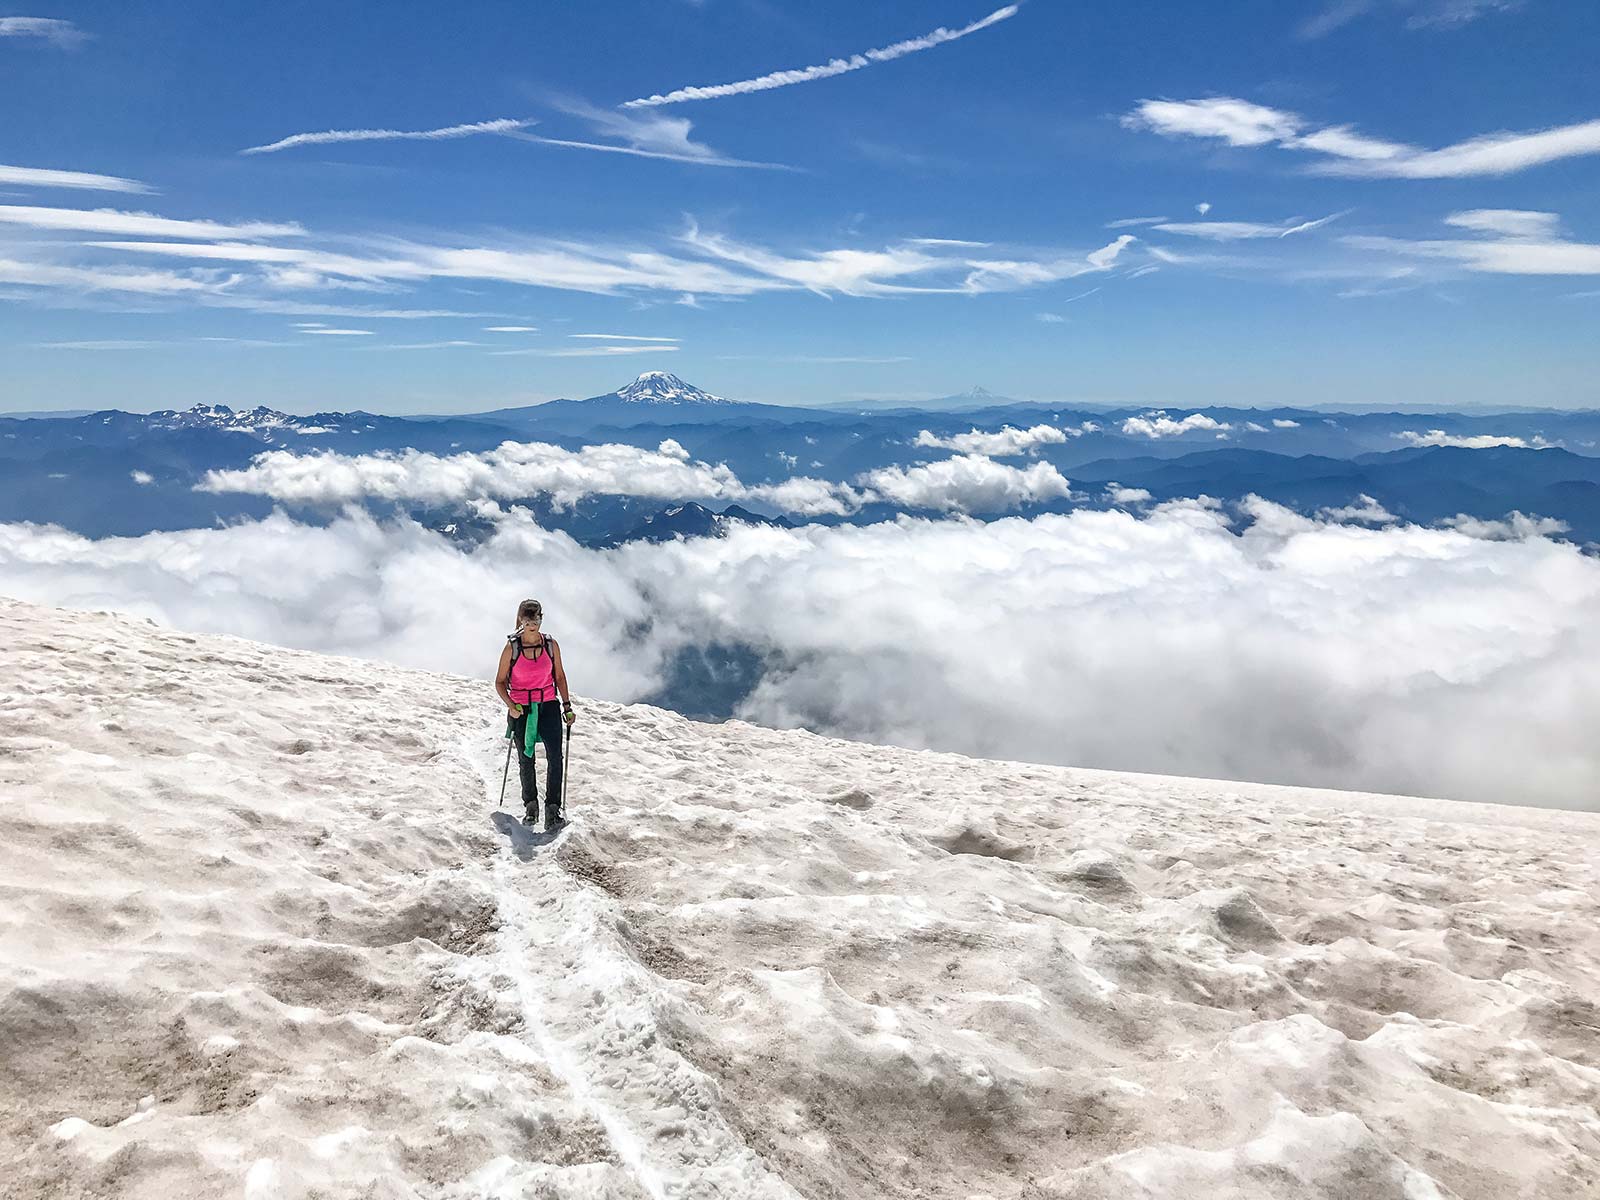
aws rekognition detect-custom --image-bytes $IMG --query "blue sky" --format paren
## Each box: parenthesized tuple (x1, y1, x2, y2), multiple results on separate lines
(3, 0, 1598, 413)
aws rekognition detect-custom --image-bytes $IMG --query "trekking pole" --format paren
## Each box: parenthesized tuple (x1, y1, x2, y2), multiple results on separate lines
(562, 719, 571, 817)
(498, 727, 513, 809)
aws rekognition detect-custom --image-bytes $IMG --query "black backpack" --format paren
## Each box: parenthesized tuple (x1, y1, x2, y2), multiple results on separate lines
(507, 631, 559, 705)
(507, 630, 555, 664)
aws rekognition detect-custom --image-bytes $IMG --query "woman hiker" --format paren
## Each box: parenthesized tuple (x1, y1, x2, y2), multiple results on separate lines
(495, 598, 576, 830)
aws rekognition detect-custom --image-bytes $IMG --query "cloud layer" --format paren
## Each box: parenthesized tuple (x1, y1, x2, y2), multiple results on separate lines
(2, 502, 1594, 810)
(197, 437, 1071, 517)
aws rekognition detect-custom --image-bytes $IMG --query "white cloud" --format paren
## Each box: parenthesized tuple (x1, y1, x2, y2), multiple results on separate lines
(0, 204, 301, 240)
(1124, 98, 1303, 147)
(856, 456, 1072, 512)
(484, 325, 538, 332)
(1152, 214, 1343, 241)
(0, 164, 150, 194)
(1124, 96, 1600, 179)
(961, 237, 1134, 293)
(4, 501, 1597, 809)
(367, 340, 480, 351)
(1300, 0, 1523, 38)
(509, 104, 790, 170)
(623, 5, 1019, 107)
(488, 344, 680, 357)
(1105, 484, 1153, 505)
(36, 339, 164, 350)
(1318, 494, 1397, 524)
(1273, 418, 1301, 428)
(198, 436, 1072, 518)
(199, 439, 751, 511)
(568, 333, 679, 342)
(1036, 312, 1066, 323)
(1444, 209, 1561, 239)
(301, 328, 374, 336)
(240, 117, 532, 156)
(1395, 429, 1542, 449)
(0, 16, 87, 47)
(1105, 216, 1169, 229)
(1348, 223, 1600, 277)
(0, 257, 233, 296)
(130, 470, 154, 485)
(914, 424, 1076, 457)
(1440, 511, 1568, 539)
(1121, 411, 1232, 439)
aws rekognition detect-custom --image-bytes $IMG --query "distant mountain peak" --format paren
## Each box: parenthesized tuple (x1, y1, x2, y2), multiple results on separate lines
(611, 372, 730, 405)
(151, 403, 296, 431)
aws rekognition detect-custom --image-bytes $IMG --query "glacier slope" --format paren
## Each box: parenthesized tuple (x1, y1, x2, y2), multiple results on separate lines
(0, 597, 1596, 1199)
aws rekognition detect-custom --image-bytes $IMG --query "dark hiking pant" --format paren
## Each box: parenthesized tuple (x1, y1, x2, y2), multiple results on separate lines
(510, 700, 565, 822)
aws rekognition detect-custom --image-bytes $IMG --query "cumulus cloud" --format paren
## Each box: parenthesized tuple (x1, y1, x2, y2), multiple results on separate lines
(1318, 494, 1397, 524)
(1121, 411, 1231, 439)
(199, 437, 1073, 518)
(1123, 97, 1600, 179)
(2, 501, 1596, 810)
(1105, 484, 1153, 505)
(1395, 429, 1547, 449)
(857, 456, 1072, 513)
(199, 439, 754, 511)
(913, 424, 1078, 457)
(1440, 512, 1569, 539)
(623, 5, 1019, 107)
(1273, 418, 1301, 428)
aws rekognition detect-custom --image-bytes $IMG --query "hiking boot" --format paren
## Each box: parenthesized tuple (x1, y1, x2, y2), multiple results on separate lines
(545, 812, 568, 833)
(523, 806, 539, 825)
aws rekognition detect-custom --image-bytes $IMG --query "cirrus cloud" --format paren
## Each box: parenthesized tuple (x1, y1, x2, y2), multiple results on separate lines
(1124, 96, 1600, 179)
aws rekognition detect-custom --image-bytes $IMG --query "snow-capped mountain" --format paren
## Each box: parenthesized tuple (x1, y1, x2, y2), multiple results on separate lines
(145, 403, 308, 434)
(5, 595, 1598, 1199)
(606, 370, 733, 405)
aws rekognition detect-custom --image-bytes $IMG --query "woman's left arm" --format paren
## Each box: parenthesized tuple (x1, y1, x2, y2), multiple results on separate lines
(552, 641, 574, 717)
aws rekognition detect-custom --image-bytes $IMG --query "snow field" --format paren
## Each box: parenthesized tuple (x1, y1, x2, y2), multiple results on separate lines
(1, 596, 1597, 1198)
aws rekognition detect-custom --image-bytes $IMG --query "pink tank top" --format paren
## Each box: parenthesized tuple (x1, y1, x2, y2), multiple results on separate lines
(508, 639, 555, 702)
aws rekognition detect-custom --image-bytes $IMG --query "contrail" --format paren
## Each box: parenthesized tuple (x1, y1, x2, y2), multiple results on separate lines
(241, 117, 533, 156)
(622, 5, 1020, 108)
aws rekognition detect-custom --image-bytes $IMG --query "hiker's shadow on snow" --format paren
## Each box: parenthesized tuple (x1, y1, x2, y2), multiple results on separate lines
(491, 810, 559, 861)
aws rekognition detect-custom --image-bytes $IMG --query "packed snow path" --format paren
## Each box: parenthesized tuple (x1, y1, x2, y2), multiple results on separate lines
(1, 598, 1597, 1199)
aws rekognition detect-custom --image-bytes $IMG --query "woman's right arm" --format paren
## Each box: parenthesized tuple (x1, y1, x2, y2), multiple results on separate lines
(494, 644, 519, 712)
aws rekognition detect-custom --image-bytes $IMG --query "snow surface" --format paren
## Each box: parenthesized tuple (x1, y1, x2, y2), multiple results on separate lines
(1, 596, 1597, 1199)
